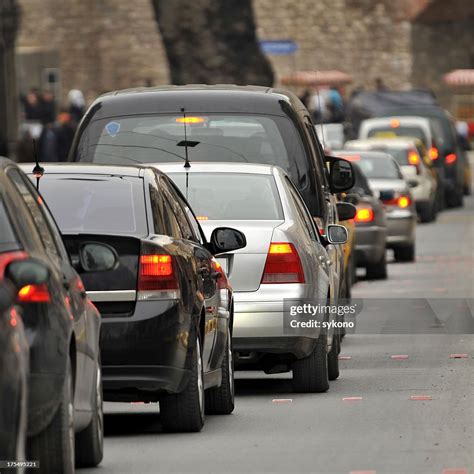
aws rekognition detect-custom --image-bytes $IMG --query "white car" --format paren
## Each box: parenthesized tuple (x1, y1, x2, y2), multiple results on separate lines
(345, 137, 438, 222)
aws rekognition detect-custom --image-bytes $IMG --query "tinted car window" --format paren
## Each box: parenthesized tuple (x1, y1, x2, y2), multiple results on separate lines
(37, 175, 147, 235)
(74, 114, 310, 190)
(168, 172, 284, 220)
(0, 199, 19, 252)
(357, 156, 402, 180)
(8, 169, 61, 260)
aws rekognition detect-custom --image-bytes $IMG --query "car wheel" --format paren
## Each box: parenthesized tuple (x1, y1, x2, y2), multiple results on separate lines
(160, 336, 205, 432)
(75, 356, 104, 467)
(447, 189, 464, 208)
(327, 334, 340, 381)
(28, 358, 75, 474)
(419, 202, 435, 223)
(292, 333, 329, 393)
(205, 327, 235, 415)
(366, 251, 387, 279)
(394, 244, 415, 262)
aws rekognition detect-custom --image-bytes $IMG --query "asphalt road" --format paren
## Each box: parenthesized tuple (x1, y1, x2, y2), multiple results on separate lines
(82, 161, 474, 474)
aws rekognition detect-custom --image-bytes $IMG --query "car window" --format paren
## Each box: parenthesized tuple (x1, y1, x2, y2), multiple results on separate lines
(368, 126, 427, 147)
(358, 156, 402, 180)
(285, 177, 319, 242)
(159, 181, 183, 239)
(8, 169, 62, 261)
(0, 198, 20, 252)
(162, 180, 195, 241)
(168, 172, 283, 221)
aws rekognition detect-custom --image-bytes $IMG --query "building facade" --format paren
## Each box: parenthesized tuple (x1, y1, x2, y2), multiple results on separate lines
(15, 0, 474, 110)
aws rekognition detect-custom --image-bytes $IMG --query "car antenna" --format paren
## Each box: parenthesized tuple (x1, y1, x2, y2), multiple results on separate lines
(31, 139, 44, 191)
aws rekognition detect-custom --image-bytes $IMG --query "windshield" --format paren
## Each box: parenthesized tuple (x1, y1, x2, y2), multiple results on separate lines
(37, 175, 147, 235)
(75, 113, 309, 185)
(357, 157, 401, 180)
(368, 126, 427, 147)
(168, 172, 283, 220)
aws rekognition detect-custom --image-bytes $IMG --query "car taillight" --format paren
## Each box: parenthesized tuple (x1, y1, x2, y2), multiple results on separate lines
(18, 283, 51, 303)
(383, 195, 411, 208)
(355, 207, 374, 223)
(261, 243, 305, 284)
(212, 259, 229, 290)
(138, 253, 180, 300)
(429, 147, 439, 160)
(445, 153, 457, 165)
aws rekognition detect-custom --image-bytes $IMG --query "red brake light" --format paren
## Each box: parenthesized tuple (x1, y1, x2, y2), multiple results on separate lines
(18, 283, 51, 303)
(139, 254, 178, 291)
(445, 153, 457, 165)
(261, 243, 305, 284)
(355, 207, 374, 223)
(408, 150, 420, 166)
(390, 119, 400, 128)
(429, 147, 439, 160)
(398, 196, 411, 208)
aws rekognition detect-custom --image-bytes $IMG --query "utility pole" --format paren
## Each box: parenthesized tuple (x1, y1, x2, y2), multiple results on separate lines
(0, 0, 20, 158)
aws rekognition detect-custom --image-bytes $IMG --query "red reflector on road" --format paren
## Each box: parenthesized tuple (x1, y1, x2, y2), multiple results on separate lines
(272, 399, 293, 404)
(410, 395, 432, 401)
(343, 397, 363, 402)
(391, 355, 409, 360)
(449, 354, 468, 359)
(339, 355, 352, 360)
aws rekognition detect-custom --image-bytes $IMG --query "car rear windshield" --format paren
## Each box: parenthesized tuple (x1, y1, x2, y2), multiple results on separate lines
(357, 157, 402, 180)
(37, 175, 147, 235)
(74, 114, 309, 186)
(0, 198, 19, 252)
(375, 147, 410, 166)
(368, 126, 427, 147)
(167, 172, 284, 220)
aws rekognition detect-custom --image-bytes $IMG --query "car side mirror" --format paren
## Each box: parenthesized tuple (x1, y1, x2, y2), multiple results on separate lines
(326, 155, 355, 192)
(336, 201, 357, 221)
(0, 281, 16, 312)
(79, 242, 119, 272)
(209, 227, 247, 255)
(327, 224, 348, 245)
(6, 259, 50, 289)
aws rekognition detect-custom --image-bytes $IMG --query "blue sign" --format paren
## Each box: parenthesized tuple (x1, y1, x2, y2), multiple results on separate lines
(259, 40, 298, 56)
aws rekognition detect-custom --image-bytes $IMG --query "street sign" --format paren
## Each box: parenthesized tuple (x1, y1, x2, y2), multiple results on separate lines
(259, 40, 298, 55)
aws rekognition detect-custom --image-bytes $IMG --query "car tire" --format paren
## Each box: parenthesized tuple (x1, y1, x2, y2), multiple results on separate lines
(292, 333, 329, 393)
(327, 334, 340, 381)
(366, 251, 387, 279)
(160, 336, 205, 432)
(394, 244, 415, 262)
(75, 356, 103, 467)
(205, 327, 235, 415)
(447, 189, 464, 208)
(27, 358, 75, 474)
(419, 202, 436, 223)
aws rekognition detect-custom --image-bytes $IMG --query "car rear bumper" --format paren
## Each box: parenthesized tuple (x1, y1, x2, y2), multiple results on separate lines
(386, 213, 416, 247)
(354, 225, 386, 265)
(100, 300, 194, 396)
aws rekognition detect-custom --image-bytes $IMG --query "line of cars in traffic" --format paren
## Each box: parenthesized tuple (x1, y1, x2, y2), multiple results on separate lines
(3, 84, 463, 472)
(1, 85, 359, 472)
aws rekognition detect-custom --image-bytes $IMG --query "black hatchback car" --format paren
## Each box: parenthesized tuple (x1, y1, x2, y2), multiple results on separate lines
(67, 85, 355, 298)
(1, 158, 106, 473)
(25, 163, 246, 432)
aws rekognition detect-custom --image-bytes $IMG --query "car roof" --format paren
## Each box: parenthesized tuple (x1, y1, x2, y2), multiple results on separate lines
(153, 162, 278, 176)
(345, 138, 420, 149)
(362, 116, 431, 126)
(17, 162, 157, 178)
(87, 85, 305, 118)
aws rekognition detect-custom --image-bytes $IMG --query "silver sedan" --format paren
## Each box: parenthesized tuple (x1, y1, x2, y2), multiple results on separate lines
(156, 162, 348, 393)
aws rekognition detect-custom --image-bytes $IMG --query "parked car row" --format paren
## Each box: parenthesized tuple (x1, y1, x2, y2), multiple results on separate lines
(2, 85, 359, 472)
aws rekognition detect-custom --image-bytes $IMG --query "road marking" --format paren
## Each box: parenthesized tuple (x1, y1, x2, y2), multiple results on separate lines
(442, 469, 469, 474)
(410, 395, 432, 401)
(339, 355, 352, 360)
(391, 355, 409, 360)
(272, 399, 293, 404)
(449, 354, 468, 359)
(343, 397, 363, 402)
